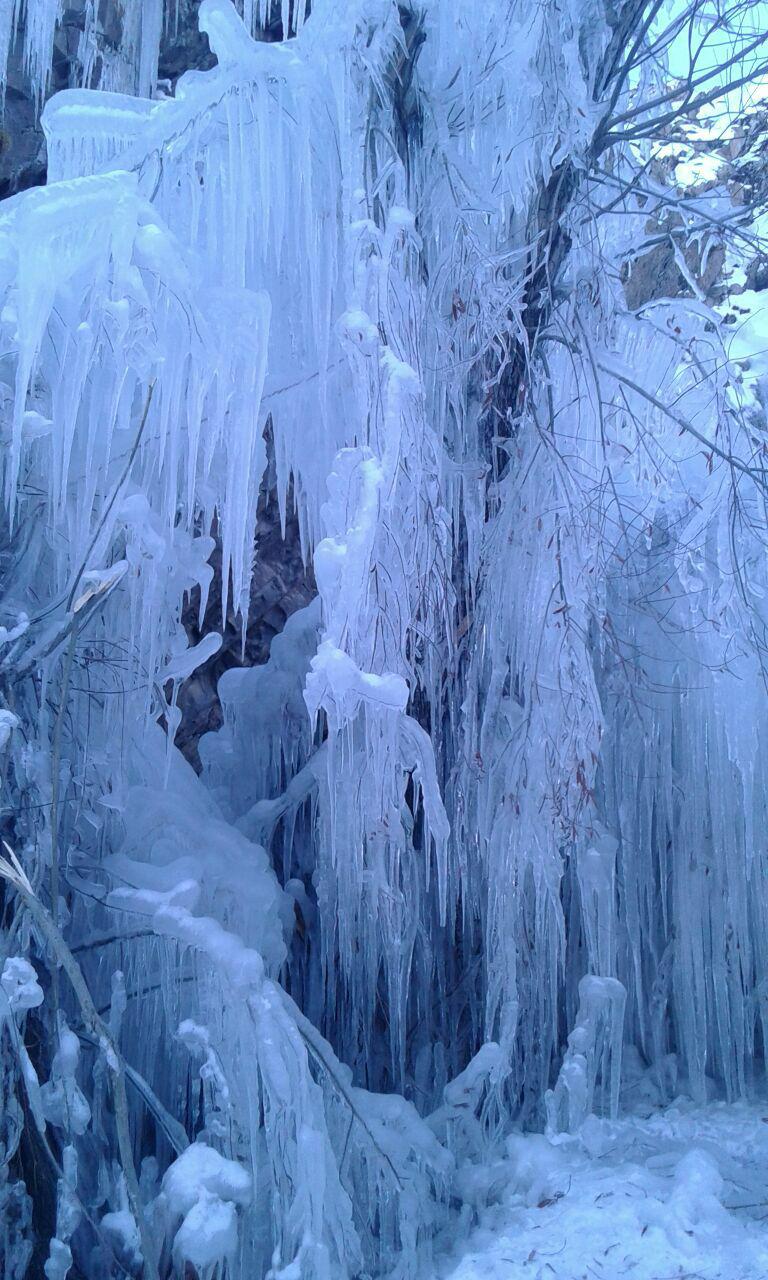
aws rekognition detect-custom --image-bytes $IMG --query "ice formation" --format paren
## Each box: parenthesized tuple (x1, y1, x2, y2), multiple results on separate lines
(0, 0, 767, 1277)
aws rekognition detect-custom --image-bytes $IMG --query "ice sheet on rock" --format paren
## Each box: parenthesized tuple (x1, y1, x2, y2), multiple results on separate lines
(200, 600, 321, 823)
(105, 725, 289, 973)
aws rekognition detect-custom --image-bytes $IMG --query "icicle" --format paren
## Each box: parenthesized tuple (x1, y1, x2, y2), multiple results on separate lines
(545, 976, 627, 1134)
(138, 0, 163, 99)
(44, 1146, 80, 1280)
(40, 1017, 92, 1136)
(20, 0, 61, 110)
(0, 0, 19, 105)
(577, 829, 618, 978)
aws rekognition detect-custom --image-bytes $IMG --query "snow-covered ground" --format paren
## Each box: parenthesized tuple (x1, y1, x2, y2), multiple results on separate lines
(433, 1096, 768, 1280)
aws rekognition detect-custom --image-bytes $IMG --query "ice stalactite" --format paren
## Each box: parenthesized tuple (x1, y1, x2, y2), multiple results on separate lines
(458, 392, 606, 1116)
(305, 219, 453, 1079)
(545, 975, 626, 1134)
(0, 1, 166, 108)
(11, 0, 59, 108)
(0, 1, 293, 127)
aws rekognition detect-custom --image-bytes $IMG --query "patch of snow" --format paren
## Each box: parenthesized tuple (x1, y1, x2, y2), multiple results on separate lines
(1, 956, 43, 1013)
(433, 1101, 768, 1280)
(161, 1142, 252, 1220)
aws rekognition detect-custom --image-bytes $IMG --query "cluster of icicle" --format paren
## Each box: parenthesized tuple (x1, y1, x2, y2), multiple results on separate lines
(0, 0, 311, 107)
(1, 0, 767, 1277)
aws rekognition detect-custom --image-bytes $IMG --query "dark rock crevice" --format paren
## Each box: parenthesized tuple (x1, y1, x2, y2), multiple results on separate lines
(175, 429, 316, 770)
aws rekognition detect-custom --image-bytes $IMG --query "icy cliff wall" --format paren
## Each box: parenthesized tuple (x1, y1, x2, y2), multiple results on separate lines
(0, 2, 767, 1278)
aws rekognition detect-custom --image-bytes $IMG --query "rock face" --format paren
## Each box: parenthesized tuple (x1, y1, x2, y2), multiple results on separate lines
(619, 108, 768, 314)
(0, 79, 46, 198)
(0, 2, 217, 195)
(621, 232, 725, 311)
(158, 0, 217, 82)
(176, 445, 316, 769)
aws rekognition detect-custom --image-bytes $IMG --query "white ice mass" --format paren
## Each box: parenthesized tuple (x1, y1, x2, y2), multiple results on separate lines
(0, 0, 768, 1277)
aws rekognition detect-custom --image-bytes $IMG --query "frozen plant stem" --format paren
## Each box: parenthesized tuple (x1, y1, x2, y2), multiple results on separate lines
(0, 844, 160, 1280)
(49, 624, 77, 1013)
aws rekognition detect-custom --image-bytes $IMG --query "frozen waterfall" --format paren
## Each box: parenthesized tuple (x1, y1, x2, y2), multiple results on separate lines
(0, 1, 767, 1277)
